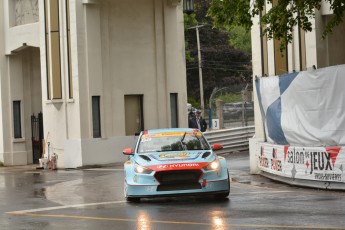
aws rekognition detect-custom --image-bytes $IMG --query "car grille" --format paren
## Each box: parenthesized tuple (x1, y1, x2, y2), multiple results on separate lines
(155, 170, 202, 191)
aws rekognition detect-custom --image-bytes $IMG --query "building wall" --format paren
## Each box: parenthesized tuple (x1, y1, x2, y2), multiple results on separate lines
(250, 12, 265, 141)
(62, 0, 188, 168)
(315, 13, 345, 68)
(0, 0, 43, 165)
(41, 0, 188, 168)
(0, 0, 5, 163)
(7, 48, 42, 165)
(250, 1, 345, 173)
(0, 0, 188, 167)
(251, 3, 345, 142)
(76, 0, 187, 136)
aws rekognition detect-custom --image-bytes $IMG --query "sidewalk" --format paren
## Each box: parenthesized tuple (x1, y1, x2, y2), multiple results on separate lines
(0, 164, 39, 172)
(0, 162, 125, 173)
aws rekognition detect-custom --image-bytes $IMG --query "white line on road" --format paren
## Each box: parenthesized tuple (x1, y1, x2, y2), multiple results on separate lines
(6, 201, 126, 214)
(83, 168, 124, 171)
(231, 190, 293, 195)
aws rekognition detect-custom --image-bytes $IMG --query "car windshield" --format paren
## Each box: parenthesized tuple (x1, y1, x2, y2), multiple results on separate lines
(137, 131, 210, 153)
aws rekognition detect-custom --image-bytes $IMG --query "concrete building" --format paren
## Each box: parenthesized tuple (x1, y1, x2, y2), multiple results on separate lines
(0, 0, 188, 168)
(250, 1, 345, 173)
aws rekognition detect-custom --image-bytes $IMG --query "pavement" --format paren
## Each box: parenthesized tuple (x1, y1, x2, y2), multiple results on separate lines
(0, 164, 39, 172)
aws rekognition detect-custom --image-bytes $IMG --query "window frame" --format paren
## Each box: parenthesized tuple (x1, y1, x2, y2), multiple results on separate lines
(13, 101, 22, 139)
(92, 96, 101, 138)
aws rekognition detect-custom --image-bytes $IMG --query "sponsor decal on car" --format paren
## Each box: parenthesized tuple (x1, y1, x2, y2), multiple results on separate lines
(142, 132, 202, 138)
(145, 186, 156, 192)
(159, 152, 190, 159)
(149, 152, 202, 161)
(147, 162, 208, 171)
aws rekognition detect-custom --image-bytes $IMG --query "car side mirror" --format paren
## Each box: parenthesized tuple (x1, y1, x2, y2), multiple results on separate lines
(212, 143, 223, 151)
(123, 148, 134, 155)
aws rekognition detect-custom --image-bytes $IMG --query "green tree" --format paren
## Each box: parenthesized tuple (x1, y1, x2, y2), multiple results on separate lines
(185, 0, 252, 107)
(184, 13, 197, 62)
(228, 26, 251, 54)
(208, 0, 345, 49)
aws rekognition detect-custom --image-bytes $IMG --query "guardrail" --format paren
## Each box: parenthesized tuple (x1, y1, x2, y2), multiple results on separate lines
(204, 126, 255, 155)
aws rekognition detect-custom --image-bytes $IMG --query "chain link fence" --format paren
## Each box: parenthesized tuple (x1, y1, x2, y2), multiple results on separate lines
(190, 85, 254, 131)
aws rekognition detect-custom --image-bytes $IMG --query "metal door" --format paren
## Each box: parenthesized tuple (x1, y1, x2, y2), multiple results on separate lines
(31, 112, 43, 164)
(125, 95, 143, 136)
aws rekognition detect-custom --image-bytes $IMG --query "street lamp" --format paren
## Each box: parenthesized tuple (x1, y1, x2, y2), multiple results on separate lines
(183, 0, 194, 14)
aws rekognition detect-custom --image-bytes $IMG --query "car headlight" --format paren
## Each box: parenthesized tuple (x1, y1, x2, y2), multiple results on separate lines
(203, 159, 220, 171)
(134, 164, 153, 174)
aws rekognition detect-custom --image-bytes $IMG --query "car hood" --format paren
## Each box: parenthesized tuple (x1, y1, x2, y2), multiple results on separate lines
(134, 150, 216, 168)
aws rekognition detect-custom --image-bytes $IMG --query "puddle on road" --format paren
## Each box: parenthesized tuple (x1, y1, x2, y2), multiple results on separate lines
(34, 188, 47, 199)
(240, 181, 265, 186)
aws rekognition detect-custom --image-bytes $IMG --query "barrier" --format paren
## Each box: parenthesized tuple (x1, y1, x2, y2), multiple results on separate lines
(253, 65, 345, 190)
(256, 142, 345, 190)
(204, 126, 254, 155)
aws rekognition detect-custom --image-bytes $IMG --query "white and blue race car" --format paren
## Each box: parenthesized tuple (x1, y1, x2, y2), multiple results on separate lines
(123, 128, 230, 202)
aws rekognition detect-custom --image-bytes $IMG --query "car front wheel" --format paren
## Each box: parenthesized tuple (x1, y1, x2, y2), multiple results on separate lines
(214, 191, 229, 199)
(126, 196, 141, 202)
(124, 179, 141, 202)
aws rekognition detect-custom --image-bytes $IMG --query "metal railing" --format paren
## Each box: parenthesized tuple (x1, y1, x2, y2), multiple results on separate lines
(204, 126, 255, 155)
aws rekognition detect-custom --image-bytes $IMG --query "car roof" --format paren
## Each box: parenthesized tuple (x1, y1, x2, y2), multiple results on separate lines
(144, 128, 197, 134)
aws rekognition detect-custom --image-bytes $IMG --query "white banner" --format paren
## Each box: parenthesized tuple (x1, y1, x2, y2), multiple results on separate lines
(258, 143, 345, 182)
(256, 64, 345, 146)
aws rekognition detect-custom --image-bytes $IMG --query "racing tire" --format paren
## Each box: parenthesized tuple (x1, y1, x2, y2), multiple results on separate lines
(126, 196, 141, 202)
(214, 191, 229, 199)
(124, 179, 141, 202)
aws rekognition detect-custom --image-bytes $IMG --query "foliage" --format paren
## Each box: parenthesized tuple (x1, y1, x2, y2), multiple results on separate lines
(0, 161, 4, 167)
(228, 26, 251, 54)
(216, 93, 242, 103)
(184, 13, 198, 62)
(184, 13, 197, 28)
(185, 0, 252, 108)
(188, 97, 201, 109)
(208, 0, 252, 31)
(208, 0, 345, 50)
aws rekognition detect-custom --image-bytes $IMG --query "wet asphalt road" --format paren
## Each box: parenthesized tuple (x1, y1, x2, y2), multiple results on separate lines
(1, 152, 345, 230)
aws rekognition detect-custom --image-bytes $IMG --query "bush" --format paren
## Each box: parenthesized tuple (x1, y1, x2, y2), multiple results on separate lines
(188, 97, 200, 109)
(0, 161, 4, 167)
(216, 93, 242, 103)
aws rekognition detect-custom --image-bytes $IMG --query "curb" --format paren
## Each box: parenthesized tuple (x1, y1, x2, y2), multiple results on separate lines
(260, 171, 345, 191)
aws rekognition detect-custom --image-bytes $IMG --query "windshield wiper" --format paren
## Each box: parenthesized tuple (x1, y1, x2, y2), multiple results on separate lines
(193, 133, 206, 150)
(179, 132, 187, 150)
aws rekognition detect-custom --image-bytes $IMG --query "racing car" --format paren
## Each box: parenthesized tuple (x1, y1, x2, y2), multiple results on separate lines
(122, 128, 230, 202)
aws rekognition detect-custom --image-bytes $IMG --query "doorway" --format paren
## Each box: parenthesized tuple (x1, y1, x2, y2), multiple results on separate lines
(31, 112, 43, 163)
(125, 95, 144, 135)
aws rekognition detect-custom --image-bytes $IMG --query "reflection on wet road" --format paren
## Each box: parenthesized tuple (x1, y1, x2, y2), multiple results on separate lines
(1, 155, 345, 229)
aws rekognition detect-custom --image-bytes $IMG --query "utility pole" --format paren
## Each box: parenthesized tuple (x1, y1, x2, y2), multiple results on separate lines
(189, 24, 205, 114)
(196, 24, 204, 114)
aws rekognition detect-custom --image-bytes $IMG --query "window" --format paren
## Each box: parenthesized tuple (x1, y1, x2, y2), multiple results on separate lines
(299, 26, 306, 71)
(13, 101, 22, 138)
(260, 10, 269, 76)
(272, 0, 288, 75)
(92, 96, 101, 138)
(44, 0, 62, 99)
(170, 93, 178, 128)
(66, 0, 73, 98)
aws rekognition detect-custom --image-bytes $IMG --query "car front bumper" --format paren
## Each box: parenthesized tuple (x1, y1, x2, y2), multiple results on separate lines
(125, 178, 230, 198)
